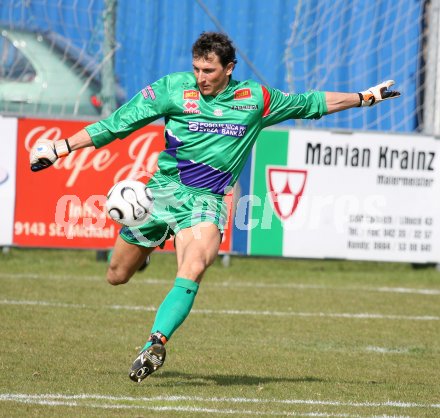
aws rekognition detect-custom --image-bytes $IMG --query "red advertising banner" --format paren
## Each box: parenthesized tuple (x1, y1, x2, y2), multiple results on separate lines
(14, 118, 232, 252)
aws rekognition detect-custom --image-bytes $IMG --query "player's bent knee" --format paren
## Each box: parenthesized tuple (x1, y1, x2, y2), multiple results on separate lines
(192, 259, 209, 276)
(178, 259, 209, 281)
(106, 265, 130, 286)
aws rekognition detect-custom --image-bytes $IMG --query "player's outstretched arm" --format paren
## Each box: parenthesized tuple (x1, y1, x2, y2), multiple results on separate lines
(30, 129, 93, 172)
(325, 80, 400, 114)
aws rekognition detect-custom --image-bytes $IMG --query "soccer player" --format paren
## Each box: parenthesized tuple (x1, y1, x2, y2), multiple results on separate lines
(29, 32, 400, 382)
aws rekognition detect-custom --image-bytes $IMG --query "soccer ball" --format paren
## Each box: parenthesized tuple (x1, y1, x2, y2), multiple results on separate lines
(106, 180, 154, 227)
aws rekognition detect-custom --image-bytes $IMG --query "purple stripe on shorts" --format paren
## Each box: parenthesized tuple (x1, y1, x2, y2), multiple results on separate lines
(177, 160, 232, 195)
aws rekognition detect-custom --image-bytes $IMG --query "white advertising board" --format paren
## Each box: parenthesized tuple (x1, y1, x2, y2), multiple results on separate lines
(250, 129, 440, 263)
(287, 130, 440, 262)
(0, 117, 18, 246)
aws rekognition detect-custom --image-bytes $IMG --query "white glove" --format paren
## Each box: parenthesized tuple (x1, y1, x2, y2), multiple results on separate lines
(30, 138, 71, 172)
(359, 80, 400, 107)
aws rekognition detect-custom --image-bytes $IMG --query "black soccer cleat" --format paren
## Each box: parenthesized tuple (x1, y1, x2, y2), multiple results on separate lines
(129, 333, 166, 382)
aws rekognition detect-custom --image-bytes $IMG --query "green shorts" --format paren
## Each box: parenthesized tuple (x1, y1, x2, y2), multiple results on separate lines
(120, 172, 227, 248)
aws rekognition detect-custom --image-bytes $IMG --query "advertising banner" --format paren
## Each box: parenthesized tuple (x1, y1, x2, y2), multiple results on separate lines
(248, 129, 440, 262)
(13, 118, 233, 252)
(0, 117, 18, 246)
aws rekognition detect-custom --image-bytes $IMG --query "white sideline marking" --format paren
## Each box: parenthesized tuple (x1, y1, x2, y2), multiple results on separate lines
(0, 395, 357, 417)
(1, 393, 438, 413)
(373, 286, 440, 295)
(213, 282, 440, 296)
(365, 346, 410, 354)
(0, 299, 439, 321)
(1, 272, 440, 295)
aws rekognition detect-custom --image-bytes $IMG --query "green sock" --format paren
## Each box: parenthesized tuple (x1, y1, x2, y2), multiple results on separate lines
(142, 277, 199, 350)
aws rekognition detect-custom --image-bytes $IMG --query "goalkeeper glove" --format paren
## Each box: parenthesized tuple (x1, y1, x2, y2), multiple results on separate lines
(30, 139, 71, 172)
(358, 80, 400, 107)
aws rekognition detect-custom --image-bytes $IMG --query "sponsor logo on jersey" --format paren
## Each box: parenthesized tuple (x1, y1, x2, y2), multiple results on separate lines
(183, 101, 201, 114)
(213, 109, 223, 117)
(188, 121, 247, 137)
(183, 90, 200, 100)
(141, 85, 156, 100)
(234, 88, 252, 100)
(230, 104, 259, 111)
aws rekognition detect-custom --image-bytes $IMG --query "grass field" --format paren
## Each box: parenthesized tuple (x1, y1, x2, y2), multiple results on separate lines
(0, 248, 439, 417)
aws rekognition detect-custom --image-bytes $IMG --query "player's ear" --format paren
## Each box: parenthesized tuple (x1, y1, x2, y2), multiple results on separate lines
(225, 61, 234, 76)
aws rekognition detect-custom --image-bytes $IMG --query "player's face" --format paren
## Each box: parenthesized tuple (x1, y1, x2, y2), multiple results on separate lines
(193, 53, 234, 97)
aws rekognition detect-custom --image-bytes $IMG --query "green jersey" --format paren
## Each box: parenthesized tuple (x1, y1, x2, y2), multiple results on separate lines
(86, 72, 327, 195)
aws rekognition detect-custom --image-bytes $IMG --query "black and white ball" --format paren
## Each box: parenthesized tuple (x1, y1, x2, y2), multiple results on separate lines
(106, 180, 154, 227)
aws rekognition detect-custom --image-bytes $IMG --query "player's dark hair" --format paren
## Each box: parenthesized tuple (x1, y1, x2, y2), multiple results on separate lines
(192, 32, 237, 68)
